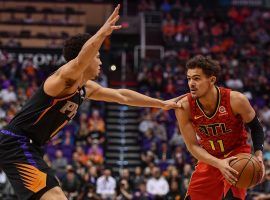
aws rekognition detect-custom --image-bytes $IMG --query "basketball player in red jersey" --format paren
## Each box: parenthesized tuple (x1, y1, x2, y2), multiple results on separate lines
(175, 55, 265, 200)
(0, 5, 181, 200)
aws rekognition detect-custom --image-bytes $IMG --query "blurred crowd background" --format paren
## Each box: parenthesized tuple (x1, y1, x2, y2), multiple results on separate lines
(0, 0, 270, 199)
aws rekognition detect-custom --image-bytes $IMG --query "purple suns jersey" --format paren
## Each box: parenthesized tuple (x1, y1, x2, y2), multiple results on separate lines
(5, 84, 86, 145)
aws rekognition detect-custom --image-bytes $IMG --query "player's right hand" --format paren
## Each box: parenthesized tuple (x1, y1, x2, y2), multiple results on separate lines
(100, 4, 122, 36)
(217, 157, 239, 185)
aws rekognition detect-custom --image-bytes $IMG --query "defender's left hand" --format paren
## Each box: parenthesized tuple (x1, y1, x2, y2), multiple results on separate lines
(162, 99, 182, 110)
(162, 94, 187, 110)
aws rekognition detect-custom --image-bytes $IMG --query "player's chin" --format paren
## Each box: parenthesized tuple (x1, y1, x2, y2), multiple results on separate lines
(93, 72, 100, 80)
(190, 92, 198, 99)
(191, 94, 198, 99)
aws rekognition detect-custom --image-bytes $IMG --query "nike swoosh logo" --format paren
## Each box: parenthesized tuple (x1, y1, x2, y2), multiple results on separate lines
(194, 115, 204, 119)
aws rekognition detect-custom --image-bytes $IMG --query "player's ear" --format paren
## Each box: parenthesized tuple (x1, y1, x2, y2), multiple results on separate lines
(210, 76, 216, 84)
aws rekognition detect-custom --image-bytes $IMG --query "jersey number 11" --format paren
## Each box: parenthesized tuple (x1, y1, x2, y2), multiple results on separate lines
(209, 140, 225, 152)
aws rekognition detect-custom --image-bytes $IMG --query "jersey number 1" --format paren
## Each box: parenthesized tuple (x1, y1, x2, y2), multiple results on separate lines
(209, 140, 224, 152)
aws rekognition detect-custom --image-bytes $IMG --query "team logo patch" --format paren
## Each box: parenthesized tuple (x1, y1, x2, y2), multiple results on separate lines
(219, 106, 226, 114)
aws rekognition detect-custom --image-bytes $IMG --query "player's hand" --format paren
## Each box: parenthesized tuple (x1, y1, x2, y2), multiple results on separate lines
(161, 99, 182, 110)
(162, 94, 187, 110)
(255, 150, 265, 182)
(100, 4, 122, 36)
(174, 94, 188, 108)
(217, 157, 239, 185)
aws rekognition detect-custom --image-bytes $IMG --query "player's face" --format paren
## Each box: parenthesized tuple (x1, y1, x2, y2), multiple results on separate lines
(85, 52, 102, 80)
(187, 68, 214, 99)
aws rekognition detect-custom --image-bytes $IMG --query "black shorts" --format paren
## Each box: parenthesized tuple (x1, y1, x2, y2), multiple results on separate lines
(0, 130, 60, 200)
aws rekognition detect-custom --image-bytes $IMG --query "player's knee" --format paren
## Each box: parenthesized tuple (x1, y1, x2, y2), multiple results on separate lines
(39, 187, 67, 200)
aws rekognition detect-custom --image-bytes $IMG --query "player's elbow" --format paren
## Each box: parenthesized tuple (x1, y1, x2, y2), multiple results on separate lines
(185, 143, 193, 152)
(117, 96, 129, 104)
(186, 143, 198, 154)
(75, 55, 87, 69)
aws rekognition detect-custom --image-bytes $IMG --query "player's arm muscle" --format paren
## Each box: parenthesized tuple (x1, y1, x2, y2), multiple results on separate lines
(44, 30, 107, 97)
(231, 91, 264, 160)
(43, 63, 79, 97)
(175, 98, 221, 168)
(230, 91, 255, 123)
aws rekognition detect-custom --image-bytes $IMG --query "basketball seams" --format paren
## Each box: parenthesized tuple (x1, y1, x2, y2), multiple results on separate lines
(247, 160, 255, 188)
(251, 156, 261, 168)
(229, 153, 263, 188)
(230, 158, 250, 167)
(230, 154, 252, 188)
(253, 158, 263, 184)
(237, 155, 252, 188)
(250, 156, 263, 183)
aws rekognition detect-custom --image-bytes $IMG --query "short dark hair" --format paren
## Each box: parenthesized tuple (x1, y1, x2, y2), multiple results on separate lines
(62, 33, 91, 62)
(186, 55, 221, 78)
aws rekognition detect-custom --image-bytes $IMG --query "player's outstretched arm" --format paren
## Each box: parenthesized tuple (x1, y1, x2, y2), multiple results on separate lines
(175, 97, 239, 184)
(85, 80, 180, 110)
(44, 5, 121, 97)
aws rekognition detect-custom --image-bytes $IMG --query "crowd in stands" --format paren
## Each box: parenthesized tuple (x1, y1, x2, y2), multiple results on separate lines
(0, 0, 270, 200)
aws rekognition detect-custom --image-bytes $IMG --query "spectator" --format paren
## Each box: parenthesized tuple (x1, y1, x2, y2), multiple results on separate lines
(77, 112, 90, 142)
(62, 165, 81, 199)
(133, 181, 153, 200)
(96, 169, 116, 200)
(78, 183, 101, 200)
(87, 140, 104, 165)
(153, 121, 167, 142)
(166, 180, 182, 200)
(146, 166, 169, 198)
(88, 109, 105, 144)
(162, 13, 176, 43)
(225, 75, 244, 90)
(169, 124, 185, 147)
(132, 166, 144, 190)
(0, 85, 17, 103)
(139, 113, 154, 134)
(86, 166, 98, 186)
(116, 179, 133, 200)
(76, 145, 89, 166)
(51, 149, 68, 178)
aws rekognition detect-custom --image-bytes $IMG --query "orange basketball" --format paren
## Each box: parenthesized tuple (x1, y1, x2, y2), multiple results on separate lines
(229, 153, 263, 188)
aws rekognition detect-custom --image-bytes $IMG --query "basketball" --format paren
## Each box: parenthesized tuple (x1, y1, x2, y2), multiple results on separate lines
(229, 153, 264, 189)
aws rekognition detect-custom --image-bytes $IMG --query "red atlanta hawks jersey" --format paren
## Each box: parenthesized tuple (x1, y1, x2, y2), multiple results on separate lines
(187, 87, 250, 158)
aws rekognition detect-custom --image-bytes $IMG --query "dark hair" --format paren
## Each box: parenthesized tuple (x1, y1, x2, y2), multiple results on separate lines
(186, 55, 221, 78)
(62, 33, 91, 62)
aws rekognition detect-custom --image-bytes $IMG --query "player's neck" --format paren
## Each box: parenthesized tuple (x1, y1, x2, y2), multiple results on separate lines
(198, 86, 218, 111)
